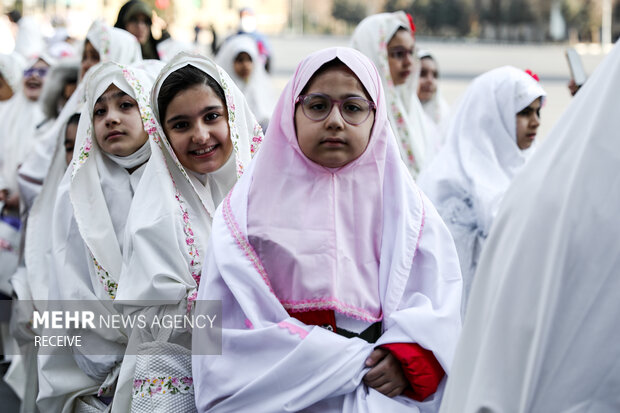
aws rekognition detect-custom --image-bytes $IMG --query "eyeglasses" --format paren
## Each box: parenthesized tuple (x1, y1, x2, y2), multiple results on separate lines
(388, 47, 415, 61)
(23, 67, 48, 78)
(295, 93, 375, 125)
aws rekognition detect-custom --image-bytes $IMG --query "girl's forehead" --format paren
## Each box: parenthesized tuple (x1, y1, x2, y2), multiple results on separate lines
(305, 66, 371, 99)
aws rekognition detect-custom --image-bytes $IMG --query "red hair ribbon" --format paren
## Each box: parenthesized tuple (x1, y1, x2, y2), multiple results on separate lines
(406, 13, 416, 35)
(525, 69, 539, 82)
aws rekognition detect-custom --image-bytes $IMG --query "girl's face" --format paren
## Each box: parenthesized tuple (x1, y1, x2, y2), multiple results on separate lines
(516, 97, 542, 150)
(294, 66, 375, 168)
(93, 84, 148, 156)
(126, 13, 150, 45)
(163, 83, 232, 174)
(0, 75, 13, 101)
(81, 40, 100, 80)
(233, 52, 253, 82)
(387, 29, 415, 86)
(417, 57, 438, 103)
(23, 59, 49, 102)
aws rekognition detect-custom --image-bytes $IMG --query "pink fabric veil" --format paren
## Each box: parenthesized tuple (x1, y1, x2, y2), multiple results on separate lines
(247, 47, 409, 321)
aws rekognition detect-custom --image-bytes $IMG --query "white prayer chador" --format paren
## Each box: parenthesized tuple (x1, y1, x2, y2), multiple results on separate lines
(215, 34, 276, 130)
(351, 11, 431, 178)
(0, 57, 51, 195)
(80, 19, 142, 78)
(0, 52, 26, 97)
(417, 66, 545, 315)
(38, 62, 156, 413)
(417, 50, 450, 150)
(439, 40, 620, 413)
(17, 20, 142, 211)
(112, 52, 262, 412)
(192, 47, 461, 413)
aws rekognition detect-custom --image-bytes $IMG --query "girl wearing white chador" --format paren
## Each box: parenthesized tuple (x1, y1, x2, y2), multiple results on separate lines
(38, 61, 157, 413)
(17, 19, 142, 210)
(112, 52, 262, 412)
(351, 11, 433, 178)
(215, 34, 276, 131)
(439, 40, 620, 413)
(417, 66, 545, 316)
(192, 47, 461, 413)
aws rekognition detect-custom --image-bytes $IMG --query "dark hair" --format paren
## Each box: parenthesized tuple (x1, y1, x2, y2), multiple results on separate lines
(67, 113, 81, 126)
(157, 64, 227, 123)
(300, 58, 372, 101)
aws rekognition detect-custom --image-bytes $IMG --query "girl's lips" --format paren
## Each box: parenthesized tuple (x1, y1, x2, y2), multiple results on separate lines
(191, 144, 218, 158)
(106, 131, 124, 140)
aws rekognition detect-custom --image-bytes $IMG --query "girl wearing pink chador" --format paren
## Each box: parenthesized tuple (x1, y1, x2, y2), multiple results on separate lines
(192, 47, 462, 412)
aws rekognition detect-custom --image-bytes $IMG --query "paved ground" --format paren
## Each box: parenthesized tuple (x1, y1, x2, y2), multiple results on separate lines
(267, 35, 608, 140)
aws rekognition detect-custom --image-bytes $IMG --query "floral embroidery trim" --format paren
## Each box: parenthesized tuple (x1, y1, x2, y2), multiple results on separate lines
(92, 254, 117, 300)
(72, 134, 93, 178)
(174, 189, 202, 315)
(133, 376, 194, 398)
(222, 190, 275, 295)
(378, 26, 418, 173)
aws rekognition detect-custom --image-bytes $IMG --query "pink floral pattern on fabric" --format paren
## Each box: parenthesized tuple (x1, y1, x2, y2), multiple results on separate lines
(72, 135, 93, 177)
(133, 376, 194, 398)
(92, 254, 117, 300)
(378, 27, 418, 172)
(173, 189, 202, 315)
(121, 67, 159, 139)
(244, 319, 254, 329)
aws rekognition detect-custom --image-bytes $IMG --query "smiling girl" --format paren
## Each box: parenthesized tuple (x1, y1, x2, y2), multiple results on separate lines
(112, 52, 262, 412)
(192, 47, 461, 413)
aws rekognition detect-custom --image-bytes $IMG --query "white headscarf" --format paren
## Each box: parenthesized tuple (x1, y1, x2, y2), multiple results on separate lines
(0, 52, 26, 96)
(417, 49, 451, 148)
(111, 52, 262, 412)
(18, 23, 144, 212)
(351, 11, 431, 178)
(80, 19, 142, 78)
(215, 34, 276, 129)
(418, 66, 545, 313)
(46, 62, 156, 394)
(0, 58, 45, 194)
(13, 16, 45, 60)
(36, 61, 161, 413)
(439, 40, 620, 413)
(116, 51, 263, 306)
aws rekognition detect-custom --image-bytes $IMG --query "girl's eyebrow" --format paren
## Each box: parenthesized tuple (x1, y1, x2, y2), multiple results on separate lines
(165, 105, 224, 125)
(95, 91, 128, 105)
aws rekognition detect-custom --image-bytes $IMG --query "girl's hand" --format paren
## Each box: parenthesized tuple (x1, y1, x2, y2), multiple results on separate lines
(363, 347, 408, 398)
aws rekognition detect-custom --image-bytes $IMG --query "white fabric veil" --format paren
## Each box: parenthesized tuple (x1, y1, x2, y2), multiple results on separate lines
(439, 40, 620, 413)
(417, 66, 545, 312)
(215, 34, 276, 130)
(111, 52, 262, 412)
(38, 62, 156, 412)
(351, 11, 431, 178)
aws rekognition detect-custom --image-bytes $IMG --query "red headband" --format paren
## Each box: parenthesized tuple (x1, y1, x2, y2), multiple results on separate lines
(406, 13, 416, 35)
(525, 69, 540, 82)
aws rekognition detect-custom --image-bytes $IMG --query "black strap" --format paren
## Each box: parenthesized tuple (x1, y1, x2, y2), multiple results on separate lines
(336, 321, 382, 343)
